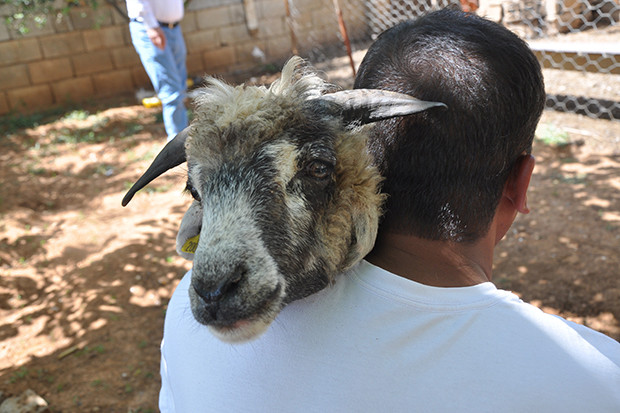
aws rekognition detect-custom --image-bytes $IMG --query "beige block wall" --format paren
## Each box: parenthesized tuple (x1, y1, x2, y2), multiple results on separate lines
(39, 32, 86, 58)
(0, 0, 370, 115)
(0, 92, 9, 114)
(0, 65, 30, 90)
(7, 84, 55, 112)
(52, 77, 96, 104)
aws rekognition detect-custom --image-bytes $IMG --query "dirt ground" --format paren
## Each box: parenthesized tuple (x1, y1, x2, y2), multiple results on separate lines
(1, 63, 619, 411)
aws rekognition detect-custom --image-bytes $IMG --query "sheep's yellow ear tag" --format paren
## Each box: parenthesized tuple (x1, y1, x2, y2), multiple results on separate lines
(181, 235, 200, 254)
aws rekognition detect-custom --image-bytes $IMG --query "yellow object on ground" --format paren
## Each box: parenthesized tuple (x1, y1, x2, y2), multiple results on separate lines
(142, 96, 162, 108)
(142, 79, 192, 108)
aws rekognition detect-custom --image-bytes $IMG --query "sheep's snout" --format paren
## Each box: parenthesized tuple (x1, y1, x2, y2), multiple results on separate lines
(190, 268, 244, 318)
(188, 268, 284, 343)
(189, 237, 285, 342)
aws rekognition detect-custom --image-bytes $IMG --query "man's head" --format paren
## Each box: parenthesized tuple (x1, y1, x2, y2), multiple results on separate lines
(354, 9, 545, 242)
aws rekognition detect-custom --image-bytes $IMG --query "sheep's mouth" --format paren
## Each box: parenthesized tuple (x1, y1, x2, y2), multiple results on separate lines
(208, 318, 271, 343)
(190, 282, 284, 343)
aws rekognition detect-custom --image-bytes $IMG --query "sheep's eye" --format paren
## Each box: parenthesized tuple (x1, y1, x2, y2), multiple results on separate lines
(185, 182, 201, 202)
(306, 161, 333, 180)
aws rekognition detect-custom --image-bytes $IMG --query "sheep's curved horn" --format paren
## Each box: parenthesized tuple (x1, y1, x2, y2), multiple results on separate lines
(321, 89, 446, 124)
(121, 127, 190, 207)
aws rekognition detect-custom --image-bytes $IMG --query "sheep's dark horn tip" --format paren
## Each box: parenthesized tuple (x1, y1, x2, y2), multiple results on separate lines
(120, 127, 191, 208)
(121, 193, 133, 207)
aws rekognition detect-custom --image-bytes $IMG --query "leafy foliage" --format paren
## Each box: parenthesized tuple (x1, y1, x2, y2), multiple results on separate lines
(535, 123, 571, 147)
(1, 0, 101, 34)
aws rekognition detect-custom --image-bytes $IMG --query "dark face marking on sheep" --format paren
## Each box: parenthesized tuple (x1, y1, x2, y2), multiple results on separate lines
(185, 103, 349, 341)
(121, 56, 445, 342)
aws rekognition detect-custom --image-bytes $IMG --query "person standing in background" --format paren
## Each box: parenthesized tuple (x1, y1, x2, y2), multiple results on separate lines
(126, 0, 188, 141)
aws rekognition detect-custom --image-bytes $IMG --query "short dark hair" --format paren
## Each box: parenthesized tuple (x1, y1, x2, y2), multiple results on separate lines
(354, 9, 545, 242)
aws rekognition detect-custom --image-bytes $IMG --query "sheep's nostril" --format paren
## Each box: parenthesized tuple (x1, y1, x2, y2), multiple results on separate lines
(192, 267, 245, 322)
(192, 265, 246, 305)
(211, 274, 240, 301)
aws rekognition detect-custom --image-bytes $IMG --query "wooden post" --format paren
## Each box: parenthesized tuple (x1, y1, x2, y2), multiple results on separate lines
(243, 0, 259, 34)
(331, 0, 356, 77)
(284, 0, 299, 55)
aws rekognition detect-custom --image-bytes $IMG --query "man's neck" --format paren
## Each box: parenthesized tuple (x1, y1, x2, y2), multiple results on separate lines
(365, 232, 495, 287)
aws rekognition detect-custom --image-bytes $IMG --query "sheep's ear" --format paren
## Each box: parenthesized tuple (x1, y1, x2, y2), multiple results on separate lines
(176, 200, 203, 260)
(121, 127, 190, 206)
(321, 89, 446, 125)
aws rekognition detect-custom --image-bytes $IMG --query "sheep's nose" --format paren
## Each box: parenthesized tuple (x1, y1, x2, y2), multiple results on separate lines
(191, 267, 244, 318)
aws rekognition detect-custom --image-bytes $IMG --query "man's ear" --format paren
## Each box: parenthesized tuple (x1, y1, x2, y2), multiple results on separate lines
(504, 154, 535, 214)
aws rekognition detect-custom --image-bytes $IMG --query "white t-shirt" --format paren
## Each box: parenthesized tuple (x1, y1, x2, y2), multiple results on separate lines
(126, 0, 184, 29)
(160, 260, 620, 412)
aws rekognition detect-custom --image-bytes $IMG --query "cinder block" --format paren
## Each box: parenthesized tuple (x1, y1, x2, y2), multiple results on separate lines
(0, 92, 9, 115)
(186, 0, 214, 11)
(0, 38, 42, 65)
(185, 0, 225, 11)
(7, 84, 54, 113)
(93, 69, 134, 96)
(29, 58, 74, 84)
(341, 8, 368, 41)
(294, 0, 320, 11)
(196, 6, 233, 30)
(131, 66, 152, 89)
(219, 24, 251, 46)
(69, 6, 114, 30)
(83, 26, 126, 51)
(119, 24, 132, 46)
(257, 0, 287, 19)
(187, 0, 236, 12)
(312, 9, 338, 31)
(39, 32, 85, 58)
(0, 18, 10, 42)
(51, 76, 95, 103)
(186, 52, 205, 76)
(0, 64, 31, 90)
(53, 13, 75, 33)
(72, 50, 115, 76)
(7, 17, 55, 38)
(185, 29, 220, 53)
(181, 11, 198, 34)
(229, 3, 247, 25)
(256, 16, 287, 39)
(111, 46, 141, 68)
(203, 46, 236, 71)
(110, 2, 129, 25)
(235, 41, 267, 65)
(313, 20, 340, 44)
(340, 1, 365, 23)
(266, 37, 293, 60)
(292, 7, 314, 29)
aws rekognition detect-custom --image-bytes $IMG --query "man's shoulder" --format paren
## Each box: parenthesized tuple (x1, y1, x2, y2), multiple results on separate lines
(161, 267, 620, 411)
(499, 295, 620, 364)
(350, 260, 620, 369)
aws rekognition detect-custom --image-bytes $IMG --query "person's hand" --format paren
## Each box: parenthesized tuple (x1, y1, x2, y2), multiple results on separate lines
(147, 27, 166, 50)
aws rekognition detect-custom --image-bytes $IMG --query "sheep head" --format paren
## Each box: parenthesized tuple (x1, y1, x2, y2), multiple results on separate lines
(122, 57, 445, 342)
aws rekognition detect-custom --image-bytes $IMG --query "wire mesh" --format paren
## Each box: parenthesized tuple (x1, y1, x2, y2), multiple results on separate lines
(287, 0, 620, 121)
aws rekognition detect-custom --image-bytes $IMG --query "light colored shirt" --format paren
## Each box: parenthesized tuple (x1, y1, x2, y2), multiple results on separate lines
(160, 260, 620, 412)
(126, 0, 184, 29)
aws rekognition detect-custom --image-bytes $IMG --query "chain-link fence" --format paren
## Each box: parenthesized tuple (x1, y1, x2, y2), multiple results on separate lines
(287, 0, 620, 121)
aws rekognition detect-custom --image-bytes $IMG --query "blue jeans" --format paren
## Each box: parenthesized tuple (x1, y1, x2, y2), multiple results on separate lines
(130, 21, 188, 141)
